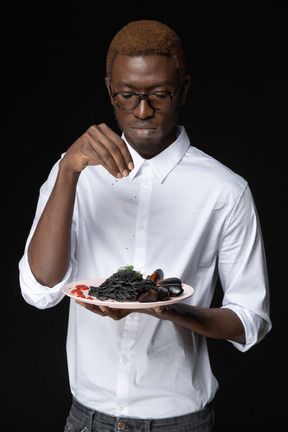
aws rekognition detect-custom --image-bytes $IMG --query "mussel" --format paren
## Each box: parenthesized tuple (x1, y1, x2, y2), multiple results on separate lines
(165, 284, 184, 297)
(141, 270, 184, 301)
(137, 288, 159, 303)
(156, 277, 182, 286)
(156, 277, 183, 297)
(156, 285, 170, 301)
(147, 269, 164, 283)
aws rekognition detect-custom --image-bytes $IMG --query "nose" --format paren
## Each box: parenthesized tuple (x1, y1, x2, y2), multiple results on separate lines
(133, 98, 155, 119)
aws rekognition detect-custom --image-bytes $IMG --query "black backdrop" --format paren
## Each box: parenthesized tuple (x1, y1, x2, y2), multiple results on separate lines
(3, 1, 286, 430)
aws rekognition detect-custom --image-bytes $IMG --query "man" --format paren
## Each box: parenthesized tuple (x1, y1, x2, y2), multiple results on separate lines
(19, 20, 271, 431)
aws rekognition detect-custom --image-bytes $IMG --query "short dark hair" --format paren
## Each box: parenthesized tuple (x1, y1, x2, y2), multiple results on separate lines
(106, 20, 186, 80)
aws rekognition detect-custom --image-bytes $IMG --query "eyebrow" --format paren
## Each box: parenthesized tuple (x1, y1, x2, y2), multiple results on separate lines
(116, 81, 174, 91)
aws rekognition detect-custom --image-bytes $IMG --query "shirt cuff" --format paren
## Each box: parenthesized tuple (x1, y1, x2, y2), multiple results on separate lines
(221, 304, 271, 352)
(19, 253, 72, 309)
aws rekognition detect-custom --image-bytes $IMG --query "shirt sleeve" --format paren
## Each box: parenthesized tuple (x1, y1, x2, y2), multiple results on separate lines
(218, 184, 272, 352)
(18, 159, 78, 309)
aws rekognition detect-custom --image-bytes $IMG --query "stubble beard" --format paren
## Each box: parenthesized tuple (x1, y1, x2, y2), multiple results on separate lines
(113, 108, 179, 157)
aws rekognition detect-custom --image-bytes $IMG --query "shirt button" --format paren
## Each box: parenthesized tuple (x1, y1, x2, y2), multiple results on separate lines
(117, 421, 127, 431)
(144, 184, 150, 190)
(118, 406, 124, 412)
(130, 313, 136, 319)
(123, 356, 129, 364)
(138, 224, 144, 230)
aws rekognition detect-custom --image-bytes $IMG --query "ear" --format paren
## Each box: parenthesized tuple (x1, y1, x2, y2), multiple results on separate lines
(105, 76, 110, 91)
(105, 77, 114, 106)
(179, 75, 191, 106)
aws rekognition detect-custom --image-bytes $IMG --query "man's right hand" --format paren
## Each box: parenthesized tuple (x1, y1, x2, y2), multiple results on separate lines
(28, 124, 133, 287)
(61, 123, 134, 178)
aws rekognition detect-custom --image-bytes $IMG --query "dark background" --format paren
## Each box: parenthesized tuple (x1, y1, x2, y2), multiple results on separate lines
(3, 1, 286, 430)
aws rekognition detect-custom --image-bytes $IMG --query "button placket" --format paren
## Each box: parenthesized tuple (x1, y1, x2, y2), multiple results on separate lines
(115, 311, 140, 417)
(133, 163, 153, 272)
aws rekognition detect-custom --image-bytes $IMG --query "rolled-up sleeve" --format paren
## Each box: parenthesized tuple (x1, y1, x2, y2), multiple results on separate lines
(218, 184, 272, 351)
(222, 303, 271, 352)
(19, 252, 73, 309)
(19, 159, 78, 309)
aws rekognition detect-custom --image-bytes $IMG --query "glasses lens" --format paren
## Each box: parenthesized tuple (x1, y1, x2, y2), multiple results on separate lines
(113, 91, 171, 110)
(148, 92, 171, 110)
(114, 92, 138, 110)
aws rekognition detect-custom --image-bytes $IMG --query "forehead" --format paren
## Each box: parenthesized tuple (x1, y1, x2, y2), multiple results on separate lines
(111, 54, 178, 88)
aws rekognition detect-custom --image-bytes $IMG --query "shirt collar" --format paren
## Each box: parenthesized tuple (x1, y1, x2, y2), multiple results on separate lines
(122, 126, 190, 183)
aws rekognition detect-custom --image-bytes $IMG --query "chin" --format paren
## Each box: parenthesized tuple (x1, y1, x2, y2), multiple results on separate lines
(124, 128, 177, 158)
(124, 135, 161, 158)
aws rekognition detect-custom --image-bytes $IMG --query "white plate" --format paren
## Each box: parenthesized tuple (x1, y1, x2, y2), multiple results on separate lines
(62, 278, 194, 309)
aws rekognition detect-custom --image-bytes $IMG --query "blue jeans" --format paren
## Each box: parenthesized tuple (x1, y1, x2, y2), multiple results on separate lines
(64, 397, 214, 432)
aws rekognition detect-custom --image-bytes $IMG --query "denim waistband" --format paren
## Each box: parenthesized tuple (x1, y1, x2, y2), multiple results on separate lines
(70, 396, 214, 432)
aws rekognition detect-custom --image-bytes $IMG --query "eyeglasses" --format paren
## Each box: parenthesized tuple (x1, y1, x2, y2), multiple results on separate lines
(109, 83, 182, 111)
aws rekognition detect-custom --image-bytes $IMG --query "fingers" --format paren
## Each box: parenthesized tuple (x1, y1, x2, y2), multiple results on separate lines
(141, 305, 170, 318)
(63, 123, 134, 177)
(86, 124, 134, 178)
(76, 300, 171, 322)
(76, 300, 131, 320)
(153, 306, 164, 314)
(76, 300, 107, 316)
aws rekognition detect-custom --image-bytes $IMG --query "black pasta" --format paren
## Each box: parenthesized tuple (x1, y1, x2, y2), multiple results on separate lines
(88, 266, 183, 302)
(89, 268, 156, 301)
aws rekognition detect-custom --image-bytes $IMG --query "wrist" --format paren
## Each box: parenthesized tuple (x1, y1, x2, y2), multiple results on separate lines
(59, 157, 82, 179)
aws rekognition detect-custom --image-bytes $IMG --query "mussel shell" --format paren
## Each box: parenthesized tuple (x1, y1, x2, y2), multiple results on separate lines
(165, 284, 184, 297)
(148, 269, 164, 283)
(137, 288, 159, 302)
(156, 286, 170, 301)
(157, 277, 182, 286)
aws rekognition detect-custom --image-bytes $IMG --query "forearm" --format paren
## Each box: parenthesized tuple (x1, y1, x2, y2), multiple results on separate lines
(27, 123, 134, 288)
(79, 301, 246, 344)
(28, 160, 80, 287)
(153, 304, 246, 344)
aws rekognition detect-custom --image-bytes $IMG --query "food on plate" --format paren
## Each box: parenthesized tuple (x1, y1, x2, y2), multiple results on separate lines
(88, 266, 183, 302)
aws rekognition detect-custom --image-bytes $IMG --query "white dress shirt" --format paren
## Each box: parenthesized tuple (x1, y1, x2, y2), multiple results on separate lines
(19, 126, 271, 419)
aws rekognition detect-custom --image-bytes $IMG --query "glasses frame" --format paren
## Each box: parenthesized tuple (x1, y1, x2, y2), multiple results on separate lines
(109, 82, 182, 111)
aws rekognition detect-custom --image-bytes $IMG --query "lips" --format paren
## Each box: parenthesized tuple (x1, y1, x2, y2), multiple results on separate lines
(130, 124, 157, 135)
(130, 124, 157, 130)
(130, 126, 158, 137)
